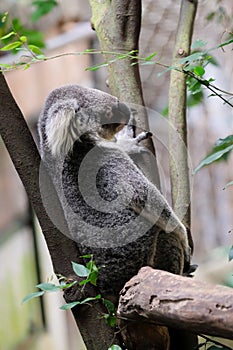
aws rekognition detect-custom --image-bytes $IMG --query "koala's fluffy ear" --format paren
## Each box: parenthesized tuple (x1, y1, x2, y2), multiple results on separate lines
(45, 101, 80, 157)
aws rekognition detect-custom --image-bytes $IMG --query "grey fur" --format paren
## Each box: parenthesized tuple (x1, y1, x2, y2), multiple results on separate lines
(38, 85, 190, 298)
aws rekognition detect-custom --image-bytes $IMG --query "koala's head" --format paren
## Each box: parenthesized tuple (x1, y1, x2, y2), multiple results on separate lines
(39, 85, 131, 157)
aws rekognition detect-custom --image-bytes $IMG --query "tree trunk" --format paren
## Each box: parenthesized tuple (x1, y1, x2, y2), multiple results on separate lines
(0, 73, 119, 350)
(89, 0, 161, 188)
(168, 2, 198, 347)
(168, 0, 197, 229)
(118, 267, 233, 340)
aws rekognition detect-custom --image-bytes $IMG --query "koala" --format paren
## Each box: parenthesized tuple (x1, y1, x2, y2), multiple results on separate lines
(38, 84, 191, 300)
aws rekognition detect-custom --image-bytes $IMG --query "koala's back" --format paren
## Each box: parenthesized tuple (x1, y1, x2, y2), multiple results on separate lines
(58, 139, 156, 296)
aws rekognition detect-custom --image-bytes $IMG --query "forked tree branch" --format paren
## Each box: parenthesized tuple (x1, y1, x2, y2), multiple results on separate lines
(0, 73, 119, 350)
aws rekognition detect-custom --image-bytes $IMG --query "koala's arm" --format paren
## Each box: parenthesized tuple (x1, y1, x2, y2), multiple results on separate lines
(136, 180, 187, 232)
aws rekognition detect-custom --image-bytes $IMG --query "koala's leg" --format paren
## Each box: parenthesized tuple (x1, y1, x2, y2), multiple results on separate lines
(148, 230, 184, 275)
(133, 181, 191, 267)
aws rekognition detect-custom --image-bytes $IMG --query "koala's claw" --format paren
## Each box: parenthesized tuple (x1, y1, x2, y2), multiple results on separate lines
(183, 263, 198, 277)
(135, 131, 153, 143)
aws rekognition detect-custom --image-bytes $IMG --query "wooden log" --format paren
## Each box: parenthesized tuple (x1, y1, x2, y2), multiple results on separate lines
(118, 267, 233, 340)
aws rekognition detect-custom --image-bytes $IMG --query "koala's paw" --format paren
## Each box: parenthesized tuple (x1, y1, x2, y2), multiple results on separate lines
(183, 263, 198, 277)
(135, 131, 153, 144)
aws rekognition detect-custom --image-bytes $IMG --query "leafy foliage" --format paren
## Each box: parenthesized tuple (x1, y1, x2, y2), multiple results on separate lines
(0, 14, 45, 61)
(194, 135, 233, 173)
(102, 299, 117, 328)
(22, 291, 45, 304)
(31, 0, 58, 22)
(22, 255, 118, 334)
(60, 294, 102, 310)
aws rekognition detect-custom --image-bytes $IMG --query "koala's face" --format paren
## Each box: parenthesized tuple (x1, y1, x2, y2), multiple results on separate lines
(99, 101, 131, 140)
(40, 85, 131, 156)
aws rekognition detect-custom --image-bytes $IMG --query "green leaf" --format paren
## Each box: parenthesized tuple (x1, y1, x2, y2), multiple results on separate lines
(23, 63, 31, 70)
(60, 301, 81, 310)
(193, 65, 205, 76)
(72, 261, 90, 277)
(216, 135, 233, 146)
(36, 282, 60, 292)
(22, 291, 44, 304)
(86, 62, 108, 71)
(144, 52, 157, 61)
(88, 270, 98, 285)
(103, 299, 117, 327)
(79, 278, 91, 286)
(31, 0, 58, 22)
(12, 18, 22, 32)
(187, 77, 203, 95)
(104, 314, 117, 327)
(229, 246, 233, 262)
(194, 144, 233, 173)
(0, 63, 13, 69)
(187, 90, 204, 107)
(59, 281, 77, 289)
(28, 44, 43, 55)
(103, 299, 116, 315)
(80, 294, 101, 304)
(60, 294, 101, 310)
(0, 31, 15, 40)
(108, 345, 123, 350)
(20, 36, 27, 43)
(0, 41, 21, 51)
(191, 39, 207, 50)
(80, 254, 93, 259)
(223, 180, 233, 190)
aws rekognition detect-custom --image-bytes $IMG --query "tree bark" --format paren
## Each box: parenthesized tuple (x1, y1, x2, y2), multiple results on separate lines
(118, 267, 233, 340)
(168, 0, 197, 229)
(89, 0, 161, 188)
(168, 3, 198, 347)
(0, 73, 119, 350)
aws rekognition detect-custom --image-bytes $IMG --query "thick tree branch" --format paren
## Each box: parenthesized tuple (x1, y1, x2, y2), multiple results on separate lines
(168, 0, 197, 228)
(0, 73, 118, 350)
(118, 267, 233, 340)
(89, 0, 161, 190)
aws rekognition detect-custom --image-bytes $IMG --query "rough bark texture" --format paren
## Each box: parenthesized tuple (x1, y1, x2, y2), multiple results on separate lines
(89, 0, 161, 189)
(0, 73, 120, 350)
(118, 267, 233, 340)
(167, 3, 198, 347)
(168, 0, 197, 228)
(89, 1, 199, 349)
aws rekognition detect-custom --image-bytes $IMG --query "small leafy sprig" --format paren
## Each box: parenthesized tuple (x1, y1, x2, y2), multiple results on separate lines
(194, 135, 233, 174)
(180, 38, 233, 108)
(22, 254, 101, 309)
(22, 255, 121, 349)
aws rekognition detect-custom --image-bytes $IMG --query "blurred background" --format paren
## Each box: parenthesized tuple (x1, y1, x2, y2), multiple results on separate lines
(0, 0, 232, 349)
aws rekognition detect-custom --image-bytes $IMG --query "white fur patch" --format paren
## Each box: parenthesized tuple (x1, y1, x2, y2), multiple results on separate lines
(45, 100, 80, 156)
